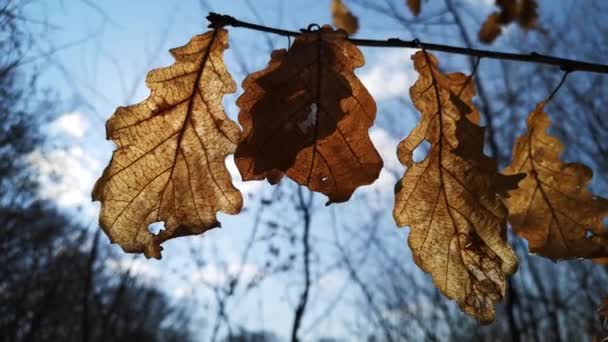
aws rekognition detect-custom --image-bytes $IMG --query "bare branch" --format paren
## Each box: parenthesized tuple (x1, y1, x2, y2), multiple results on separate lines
(206, 12, 608, 75)
(290, 188, 313, 342)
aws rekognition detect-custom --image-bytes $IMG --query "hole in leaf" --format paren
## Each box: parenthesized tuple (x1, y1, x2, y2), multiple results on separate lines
(148, 221, 166, 235)
(483, 143, 493, 156)
(320, 176, 329, 182)
(603, 217, 608, 227)
(585, 229, 594, 239)
(412, 139, 431, 163)
(297, 103, 318, 133)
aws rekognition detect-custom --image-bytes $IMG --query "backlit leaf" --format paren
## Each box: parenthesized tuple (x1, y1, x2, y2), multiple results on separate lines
(235, 25, 382, 204)
(406, 0, 422, 16)
(595, 257, 608, 265)
(479, 13, 503, 44)
(496, 0, 517, 23)
(478, 0, 538, 44)
(331, 0, 359, 35)
(517, 0, 538, 28)
(93, 29, 243, 259)
(504, 102, 608, 260)
(394, 51, 524, 323)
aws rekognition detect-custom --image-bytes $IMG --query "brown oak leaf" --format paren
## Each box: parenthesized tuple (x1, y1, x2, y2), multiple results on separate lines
(406, 0, 422, 16)
(92, 29, 243, 259)
(331, 0, 359, 35)
(496, 0, 517, 23)
(594, 257, 608, 265)
(479, 0, 538, 44)
(479, 13, 503, 44)
(235, 25, 382, 204)
(393, 51, 523, 323)
(504, 102, 608, 260)
(517, 0, 538, 29)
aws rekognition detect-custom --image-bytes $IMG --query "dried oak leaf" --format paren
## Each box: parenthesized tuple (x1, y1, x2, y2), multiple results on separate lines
(92, 29, 243, 259)
(496, 0, 517, 23)
(235, 25, 382, 204)
(479, 13, 503, 44)
(406, 0, 422, 16)
(517, 0, 538, 29)
(594, 257, 608, 265)
(331, 0, 359, 35)
(478, 0, 538, 44)
(504, 102, 608, 261)
(393, 51, 523, 323)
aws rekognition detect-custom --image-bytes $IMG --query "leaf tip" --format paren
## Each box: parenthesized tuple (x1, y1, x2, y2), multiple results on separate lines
(144, 242, 163, 260)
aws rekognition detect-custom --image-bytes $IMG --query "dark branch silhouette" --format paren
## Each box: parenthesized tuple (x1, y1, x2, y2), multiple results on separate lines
(206, 12, 608, 75)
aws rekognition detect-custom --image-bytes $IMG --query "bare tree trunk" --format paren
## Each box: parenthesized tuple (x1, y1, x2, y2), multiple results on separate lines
(506, 279, 521, 342)
(82, 229, 100, 342)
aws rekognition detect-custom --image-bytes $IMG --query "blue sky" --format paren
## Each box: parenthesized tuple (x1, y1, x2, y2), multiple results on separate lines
(19, 0, 545, 340)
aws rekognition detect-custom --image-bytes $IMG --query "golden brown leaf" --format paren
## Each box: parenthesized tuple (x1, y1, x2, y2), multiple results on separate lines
(479, 0, 538, 44)
(594, 257, 608, 265)
(331, 0, 359, 35)
(394, 51, 523, 323)
(92, 29, 243, 259)
(496, 0, 517, 23)
(504, 102, 608, 260)
(479, 13, 503, 44)
(406, 0, 422, 16)
(517, 0, 538, 29)
(235, 25, 382, 204)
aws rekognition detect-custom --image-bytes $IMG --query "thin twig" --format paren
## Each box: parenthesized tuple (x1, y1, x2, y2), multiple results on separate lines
(546, 71, 570, 102)
(444, 0, 501, 160)
(290, 188, 313, 342)
(206, 12, 608, 75)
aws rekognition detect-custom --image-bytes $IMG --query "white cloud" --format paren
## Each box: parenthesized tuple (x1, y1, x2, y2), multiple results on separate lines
(360, 127, 404, 198)
(31, 111, 103, 212)
(106, 258, 161, 285)
(466, 0, 494, 8)
(28, 146, 101, 208)
(317, 271, 347, 291)
(50, 112, 89, 138)
(172, 284, 196, 299)
(360, 50, 417, 101)
(192, 262, 263, 287)
(370, 128, 402, 173)
(225, 155, 266, 200)
(171, 261, 264, 299)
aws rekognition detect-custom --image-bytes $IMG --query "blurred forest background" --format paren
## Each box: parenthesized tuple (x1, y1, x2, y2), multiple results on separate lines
(0, 0, 607, 341)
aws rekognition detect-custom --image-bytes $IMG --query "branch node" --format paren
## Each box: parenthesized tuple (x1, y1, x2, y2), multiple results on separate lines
(560, 65, 574, 73)
(206, 12, 236, 29)
(303, 24, 321, 32)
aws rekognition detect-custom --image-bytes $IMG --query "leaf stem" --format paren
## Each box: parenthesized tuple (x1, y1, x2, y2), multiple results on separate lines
(206, 12, 608, 75)
(546, 71, 571, 102)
